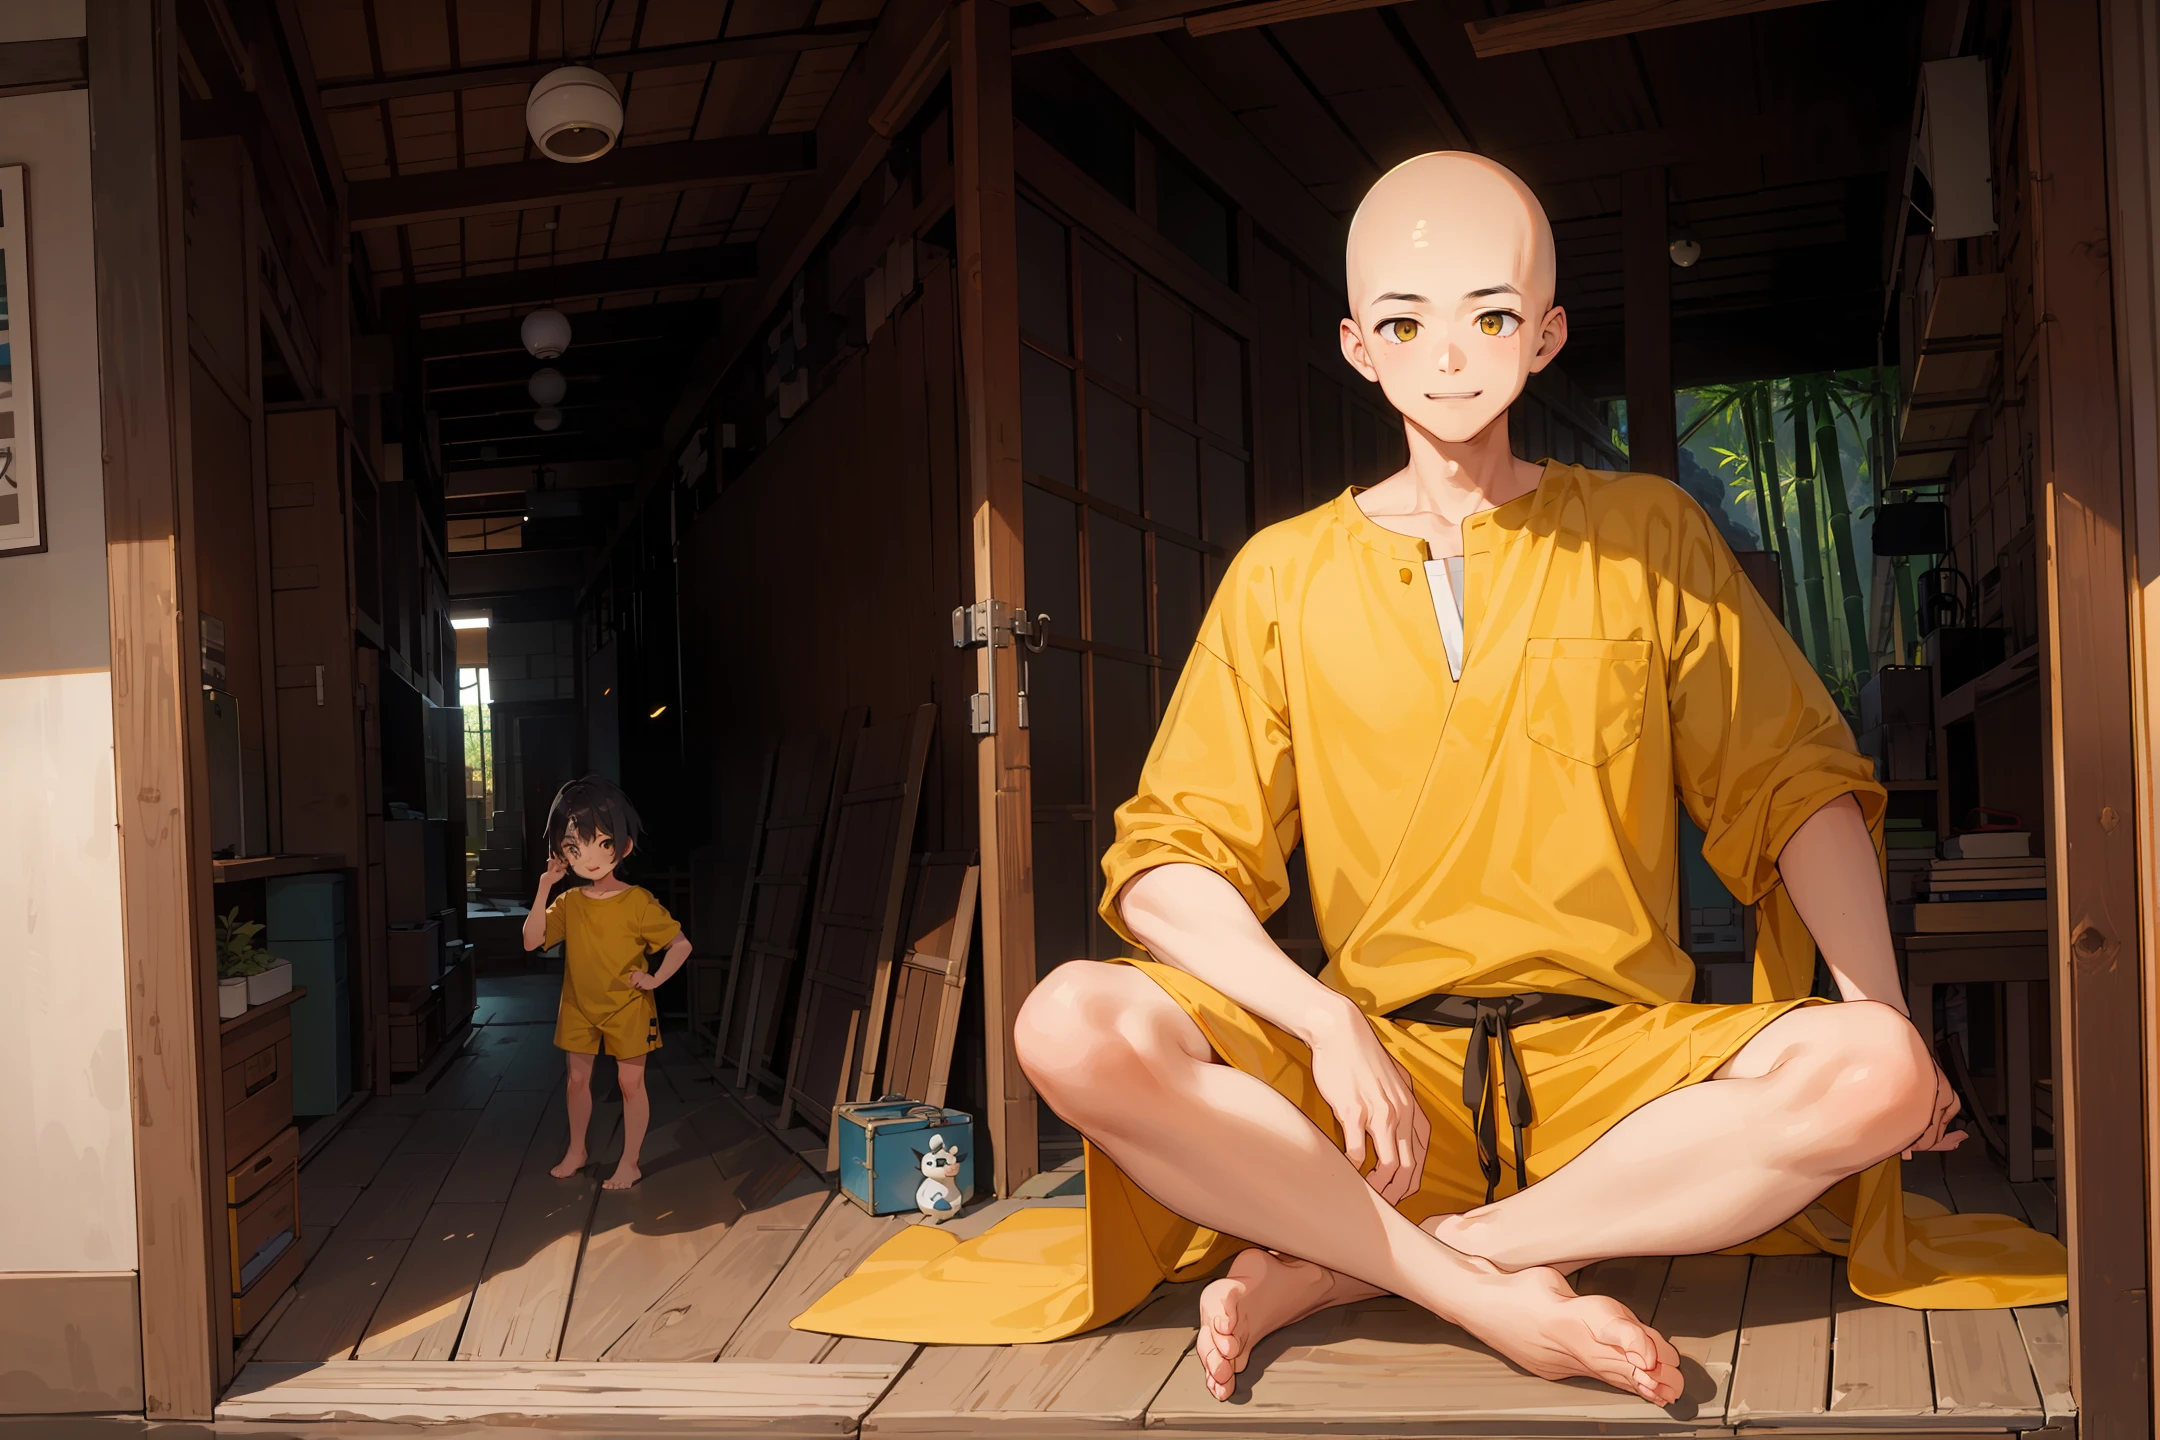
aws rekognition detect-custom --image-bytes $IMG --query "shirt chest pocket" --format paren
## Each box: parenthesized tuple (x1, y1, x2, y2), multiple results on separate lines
(1522, 637, 1652, 766)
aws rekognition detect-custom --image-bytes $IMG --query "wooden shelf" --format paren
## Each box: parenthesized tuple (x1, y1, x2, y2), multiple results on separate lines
(218, 984, 308, 1037)
(1883, 779, 1940, 792)
(212, 854, 346, 884)
(1937, 641, 2041, 726)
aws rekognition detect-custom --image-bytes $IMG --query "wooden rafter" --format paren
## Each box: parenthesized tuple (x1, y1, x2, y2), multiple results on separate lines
(1463, 0, 1834, 59)
(391, 247, 756, 318)
(316, 25, 877, 108)
(348, 134, 817, 230)
(413, 302, 712, 359)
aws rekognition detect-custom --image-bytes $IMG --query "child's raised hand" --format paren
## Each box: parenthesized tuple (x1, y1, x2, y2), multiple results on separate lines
(541, 855, 568, 888)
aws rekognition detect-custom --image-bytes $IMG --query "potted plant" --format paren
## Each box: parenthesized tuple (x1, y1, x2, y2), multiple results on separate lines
(217, 909, 290, 1013)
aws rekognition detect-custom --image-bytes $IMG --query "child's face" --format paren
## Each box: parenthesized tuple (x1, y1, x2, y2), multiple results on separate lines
(560, 828, 623, 882)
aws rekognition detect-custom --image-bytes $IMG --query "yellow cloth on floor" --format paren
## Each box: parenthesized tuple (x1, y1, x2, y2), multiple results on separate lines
(792, 467, 2067, 1344)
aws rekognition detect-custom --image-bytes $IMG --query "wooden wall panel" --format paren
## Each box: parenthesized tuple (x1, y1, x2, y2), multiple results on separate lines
(2019, 0, 2153, 1433)
(89, 0, 228, 1416)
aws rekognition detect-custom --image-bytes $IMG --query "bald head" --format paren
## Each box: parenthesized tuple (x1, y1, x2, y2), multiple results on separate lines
(1336, 152, 1567, 447)
(1345, 152, 1556, 317)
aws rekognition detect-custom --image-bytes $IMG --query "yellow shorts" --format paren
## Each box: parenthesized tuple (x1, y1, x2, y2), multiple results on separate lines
(1126, 957, 1812, 1217)
(554, 990, 662, 1058)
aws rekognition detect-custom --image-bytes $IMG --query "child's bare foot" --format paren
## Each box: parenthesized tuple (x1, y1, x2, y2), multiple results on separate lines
(603, 1161, 642, 1190)
(550, 1150, 587, 1179)
(1196, 1247, 1371, 1399)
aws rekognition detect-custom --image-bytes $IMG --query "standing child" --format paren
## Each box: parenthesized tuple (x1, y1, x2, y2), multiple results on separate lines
(521, 776, 691, 1189)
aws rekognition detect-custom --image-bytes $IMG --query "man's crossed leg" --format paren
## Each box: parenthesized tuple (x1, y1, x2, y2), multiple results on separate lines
(1016, 961, 1948, 1404)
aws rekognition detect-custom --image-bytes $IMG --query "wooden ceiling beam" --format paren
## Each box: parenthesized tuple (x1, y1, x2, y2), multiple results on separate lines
(318, 25, 879, 107)
(393, 248, 756, 318)
(348, 134, 817, 230)
(414, 300, 715, 359)
(1464, 0, 1835, 60)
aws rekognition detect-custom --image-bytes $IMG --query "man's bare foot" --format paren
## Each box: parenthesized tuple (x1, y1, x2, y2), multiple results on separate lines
(550, 1151, 587, 1179)
(603, 1161, 642, 1190)
(1196, 1247, 1372, 1400)
(1454, 1262, 1682, 1405)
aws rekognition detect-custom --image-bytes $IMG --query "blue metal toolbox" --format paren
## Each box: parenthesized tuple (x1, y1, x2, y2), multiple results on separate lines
(834, 1098, 976, 1216)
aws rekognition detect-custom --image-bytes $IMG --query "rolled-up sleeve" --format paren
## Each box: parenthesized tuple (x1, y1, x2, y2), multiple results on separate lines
(1098, 563, 1299, 949)
(1670, 564, 1885, 906)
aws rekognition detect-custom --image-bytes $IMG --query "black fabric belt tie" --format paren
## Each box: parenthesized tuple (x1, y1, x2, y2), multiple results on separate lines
(1385, 991, 1615, 1205)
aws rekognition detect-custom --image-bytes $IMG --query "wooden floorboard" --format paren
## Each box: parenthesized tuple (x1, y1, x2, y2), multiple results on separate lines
(301, 1118, 409, 1190)
(299, 1182, 362, 1232)
(1827, 1258, 1934, 1420)
(2012, 1305, 2073, 1425)
(455, 1094, 604, 1361)
(1926, 1308, 2043, 1424)
(1727, 1255, 1834, 1426)
(1649, 1254, 1749, 1425)
(865, 1281, 1201, 1435)
(217, 1359, 904, 1432)
(1146, 1294, 1693, 1434)
(352, 1201, 505, 1361)
(338, 1151, 458, 1240)
(437, 1088, 549, 1205)
(557, 1146, 745, 1361)
(253, 1230, 412, 1362)
(395, 1105, 484, 1156)
(605, 1149, 830, 1362)
(1899, 1153, 1958, 1212)
(724, 1192, 917, 1362)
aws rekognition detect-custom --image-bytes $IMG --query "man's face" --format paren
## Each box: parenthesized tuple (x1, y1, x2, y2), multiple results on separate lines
(561, 828, 622, 882)
(1338, 161, 1566, 445)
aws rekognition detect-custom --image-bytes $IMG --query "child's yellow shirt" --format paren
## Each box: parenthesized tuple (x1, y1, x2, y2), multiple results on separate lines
(542, 884, 682, 1022)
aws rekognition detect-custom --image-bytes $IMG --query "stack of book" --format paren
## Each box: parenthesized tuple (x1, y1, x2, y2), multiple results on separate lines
(1912, 830, 2048, 932)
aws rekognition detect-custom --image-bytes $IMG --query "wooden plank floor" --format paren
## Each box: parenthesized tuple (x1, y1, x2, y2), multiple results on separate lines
(227, 971, 2075, 1436)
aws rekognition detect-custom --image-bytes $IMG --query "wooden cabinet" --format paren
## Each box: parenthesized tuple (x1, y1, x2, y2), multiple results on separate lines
(226, 1126, 301, 1337)
(220, 994, 296, 1171)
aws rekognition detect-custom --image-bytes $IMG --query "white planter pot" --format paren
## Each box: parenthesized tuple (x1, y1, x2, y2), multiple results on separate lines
(218, 977, 249, 1020)
(246, 958, 292, 1007)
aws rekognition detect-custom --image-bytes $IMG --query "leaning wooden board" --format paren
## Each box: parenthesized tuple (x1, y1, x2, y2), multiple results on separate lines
(727, 721, 857, 1091)
(779, 703, 937, 1132)
(857, 851, 978, 1107)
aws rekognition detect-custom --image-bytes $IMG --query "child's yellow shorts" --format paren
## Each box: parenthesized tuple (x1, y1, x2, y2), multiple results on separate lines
(555, 991, 662, 1058)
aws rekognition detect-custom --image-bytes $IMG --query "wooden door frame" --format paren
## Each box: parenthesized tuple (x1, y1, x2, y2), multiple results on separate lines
(89, 0, 228, 1418)
(954, 0, 1041, 1198)
(2023, 0, 2153, 1434)
(2099, 0, 2160, 1428)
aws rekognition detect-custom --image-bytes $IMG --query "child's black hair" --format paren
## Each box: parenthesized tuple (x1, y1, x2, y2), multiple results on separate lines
(543, 775, 643, 867)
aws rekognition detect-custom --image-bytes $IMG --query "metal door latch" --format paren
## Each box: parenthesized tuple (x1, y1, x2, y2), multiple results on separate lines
(951, 601, 1051, 735)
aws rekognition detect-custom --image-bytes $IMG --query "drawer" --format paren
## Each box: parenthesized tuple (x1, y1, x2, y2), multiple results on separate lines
(223, 1036, 294, 1169)
(229, 1161, 297, 1294)
(228, 1125, 299, 1206)
(234, 1232, 304, 1337)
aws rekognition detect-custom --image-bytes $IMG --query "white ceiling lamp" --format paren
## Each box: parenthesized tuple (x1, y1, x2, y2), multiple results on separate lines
(526, 65, 622, 163)
(528, 366, 568, 406)
(533, 405, 564, 433)
(1668, 228, 1702, 268)
(521, 307, 571, 359)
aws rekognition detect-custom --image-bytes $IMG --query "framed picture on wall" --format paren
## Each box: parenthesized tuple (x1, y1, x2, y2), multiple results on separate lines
(0, 165, 46, 557)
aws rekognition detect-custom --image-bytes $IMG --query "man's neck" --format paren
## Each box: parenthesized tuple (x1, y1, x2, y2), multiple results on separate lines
(1357, 408, 1546, 549)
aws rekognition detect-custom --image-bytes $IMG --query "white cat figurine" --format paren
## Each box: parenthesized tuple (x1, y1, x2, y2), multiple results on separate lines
(913, 1133, 966, 1224)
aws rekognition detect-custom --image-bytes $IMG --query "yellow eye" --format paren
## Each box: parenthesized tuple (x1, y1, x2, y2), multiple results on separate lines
(1477, 311, 1522, 337)
(1379, 318, 1420, 344)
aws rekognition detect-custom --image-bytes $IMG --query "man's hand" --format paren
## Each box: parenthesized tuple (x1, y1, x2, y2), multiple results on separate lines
(1903, 1061, 1967, 1157)
(1303, 999, 1431, 1204)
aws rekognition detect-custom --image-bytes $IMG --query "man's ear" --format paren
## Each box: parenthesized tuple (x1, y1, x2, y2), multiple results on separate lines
(1526, 305, 1569, 375)
(1339, 316, 1381, 384)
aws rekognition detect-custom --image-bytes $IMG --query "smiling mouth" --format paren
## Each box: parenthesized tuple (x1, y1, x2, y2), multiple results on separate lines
(1425, 390, 1483, 400)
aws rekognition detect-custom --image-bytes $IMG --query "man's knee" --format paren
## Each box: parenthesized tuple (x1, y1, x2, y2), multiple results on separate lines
(1014, 962, 1165, 1106)
(1784, 1001, 1936, 1164)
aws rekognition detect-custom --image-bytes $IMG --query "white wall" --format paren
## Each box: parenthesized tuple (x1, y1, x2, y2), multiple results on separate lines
(0, 671, 133, 1269)
(0, 87, 135, 1271)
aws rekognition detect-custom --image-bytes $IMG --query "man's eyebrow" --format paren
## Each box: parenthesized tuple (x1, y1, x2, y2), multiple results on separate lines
(1465, 284, 1521, 299)
(1374, 291, 1429, 303)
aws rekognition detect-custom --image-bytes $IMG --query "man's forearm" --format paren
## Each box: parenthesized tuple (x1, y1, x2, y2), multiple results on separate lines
(1117, 863, 1364, 1047)
(1776, 793, 1905, 1014)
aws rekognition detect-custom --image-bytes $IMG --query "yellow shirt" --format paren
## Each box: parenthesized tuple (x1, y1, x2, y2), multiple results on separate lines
(543, 884, 682, 1020)
(1102, 468, 1880, 1008)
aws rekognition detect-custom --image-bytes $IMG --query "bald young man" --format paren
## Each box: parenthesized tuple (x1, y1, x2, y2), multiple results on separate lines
(1010, 153, 1967, 1402)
